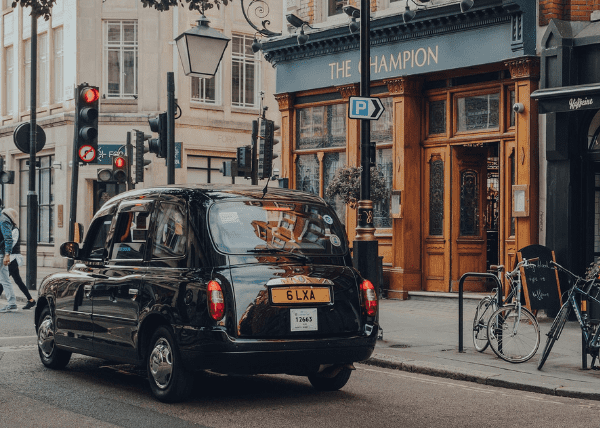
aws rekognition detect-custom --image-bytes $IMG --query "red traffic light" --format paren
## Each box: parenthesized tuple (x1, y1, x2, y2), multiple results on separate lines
(81, 87, 100, 104)
(114, 156, 126, 168)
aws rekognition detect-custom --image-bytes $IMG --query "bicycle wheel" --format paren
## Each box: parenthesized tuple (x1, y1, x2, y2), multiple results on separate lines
(473, 297, 497, 352)
(487, 304, 540, 363)
(537, 302, 571, 370)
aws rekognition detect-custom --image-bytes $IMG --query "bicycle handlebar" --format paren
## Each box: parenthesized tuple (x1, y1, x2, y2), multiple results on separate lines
(506, 257, 540, 278)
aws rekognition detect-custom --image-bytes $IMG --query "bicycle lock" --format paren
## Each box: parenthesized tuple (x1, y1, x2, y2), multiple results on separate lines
(458, 272, 503, 352)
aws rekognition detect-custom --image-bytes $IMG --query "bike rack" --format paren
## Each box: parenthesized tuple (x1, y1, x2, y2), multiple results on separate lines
(458, 272, 503, 353)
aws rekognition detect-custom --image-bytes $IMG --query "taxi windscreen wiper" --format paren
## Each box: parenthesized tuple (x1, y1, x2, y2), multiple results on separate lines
(246, 247, 311, 262)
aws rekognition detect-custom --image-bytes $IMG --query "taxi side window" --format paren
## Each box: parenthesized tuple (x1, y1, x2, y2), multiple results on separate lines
(111, 210, 150, 260)
(152, 203, 187, 259)
(84, 215, 113, 259)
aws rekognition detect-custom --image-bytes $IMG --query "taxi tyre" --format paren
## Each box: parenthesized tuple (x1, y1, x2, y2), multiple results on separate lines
(146, 325, 194, 403)
(37, 306, 72, 370)
(307, 365, 352, 391)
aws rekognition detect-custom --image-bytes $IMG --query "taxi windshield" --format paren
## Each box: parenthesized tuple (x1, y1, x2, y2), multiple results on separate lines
(208, 200, 347, 256)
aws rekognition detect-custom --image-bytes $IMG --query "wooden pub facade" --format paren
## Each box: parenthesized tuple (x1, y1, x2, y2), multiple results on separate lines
(262, 0, 538, 297)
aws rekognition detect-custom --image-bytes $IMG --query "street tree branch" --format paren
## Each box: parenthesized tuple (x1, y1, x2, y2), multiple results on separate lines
(12, 0, 230, 21)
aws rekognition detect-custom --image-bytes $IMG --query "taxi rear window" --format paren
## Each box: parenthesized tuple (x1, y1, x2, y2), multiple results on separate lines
(208, 201, 347, 256)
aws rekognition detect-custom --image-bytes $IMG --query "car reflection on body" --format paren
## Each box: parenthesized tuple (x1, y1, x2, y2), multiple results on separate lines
(35, 184, 379, 402)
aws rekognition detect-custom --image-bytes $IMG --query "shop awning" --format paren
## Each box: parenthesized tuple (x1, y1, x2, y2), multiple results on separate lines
(531, 83, 600, 114)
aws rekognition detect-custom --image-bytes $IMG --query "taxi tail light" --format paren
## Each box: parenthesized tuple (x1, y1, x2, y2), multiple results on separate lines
(207, 280, 225, 321)
(360, 280, 378, 317)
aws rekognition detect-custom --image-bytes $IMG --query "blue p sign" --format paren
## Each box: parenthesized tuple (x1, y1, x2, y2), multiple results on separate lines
(348, 96, 385, 120)
(353, 100, 367, 116)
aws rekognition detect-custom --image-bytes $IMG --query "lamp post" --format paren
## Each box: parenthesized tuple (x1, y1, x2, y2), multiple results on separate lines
(352, 0, 379, 289)
(27, 8, 38, 290)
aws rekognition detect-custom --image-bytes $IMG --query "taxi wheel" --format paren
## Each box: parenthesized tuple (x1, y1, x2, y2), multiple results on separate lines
(308, 366, 352, 391)
(37, 306, 71, 369)
(146, 326, 193, 403)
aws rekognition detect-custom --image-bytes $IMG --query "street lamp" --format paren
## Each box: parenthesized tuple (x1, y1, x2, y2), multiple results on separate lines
(175, 15, 230, 78)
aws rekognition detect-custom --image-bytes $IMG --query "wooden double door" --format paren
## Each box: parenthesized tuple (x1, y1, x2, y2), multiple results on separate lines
(423, 145, 501, 292)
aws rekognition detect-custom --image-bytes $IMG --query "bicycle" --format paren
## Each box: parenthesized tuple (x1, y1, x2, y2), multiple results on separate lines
(537, 260, 600, 371)
(485, 257, 541, 363)
(472, 265, 505, 352)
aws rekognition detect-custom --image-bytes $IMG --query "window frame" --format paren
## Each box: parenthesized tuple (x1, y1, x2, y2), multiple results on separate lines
(231, 33, 261, 109)
(4, 44, 14, 116)
(103, 20, 138, 99)
(19, 155, 54, 244)
(191, 64, 222, 105)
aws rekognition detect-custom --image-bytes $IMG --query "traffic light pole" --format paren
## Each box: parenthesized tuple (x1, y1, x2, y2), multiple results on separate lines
(26, 11, 38, 289)
(251, 119, 258, 185)
(167, 72, 175, 185)
(68, 84, 82, 270)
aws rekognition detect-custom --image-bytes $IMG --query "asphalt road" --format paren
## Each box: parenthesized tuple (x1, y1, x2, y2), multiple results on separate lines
(2, 310, 600, 428)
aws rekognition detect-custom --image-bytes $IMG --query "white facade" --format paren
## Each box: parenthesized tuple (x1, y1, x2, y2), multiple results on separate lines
(0, 0, 282, 267)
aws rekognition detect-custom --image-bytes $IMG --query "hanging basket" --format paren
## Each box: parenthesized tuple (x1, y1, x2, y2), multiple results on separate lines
(325, 165, 390, 209)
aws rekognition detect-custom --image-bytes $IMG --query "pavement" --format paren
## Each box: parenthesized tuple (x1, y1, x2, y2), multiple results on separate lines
(3, 266, 600, 401)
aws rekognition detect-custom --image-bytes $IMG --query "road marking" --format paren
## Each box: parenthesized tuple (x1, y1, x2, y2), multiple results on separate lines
(0, 336, 37, 340)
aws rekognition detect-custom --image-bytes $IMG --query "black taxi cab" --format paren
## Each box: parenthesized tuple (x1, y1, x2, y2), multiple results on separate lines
(35, 184, 379, 402)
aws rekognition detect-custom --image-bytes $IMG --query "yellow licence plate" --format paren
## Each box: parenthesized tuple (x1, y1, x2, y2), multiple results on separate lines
(271, 287, 331, 304)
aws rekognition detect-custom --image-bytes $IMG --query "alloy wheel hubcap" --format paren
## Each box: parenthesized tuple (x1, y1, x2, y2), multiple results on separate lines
(149, 338, 173, 389)
(38, 315, 55, 358)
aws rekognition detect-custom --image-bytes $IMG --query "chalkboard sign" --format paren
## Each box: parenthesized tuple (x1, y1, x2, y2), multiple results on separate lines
(517, 245, 562, 312)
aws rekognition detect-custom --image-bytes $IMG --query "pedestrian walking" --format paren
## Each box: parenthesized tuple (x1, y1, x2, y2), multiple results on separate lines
(9, 216, 35, 309)
(0, 208, 17, 312)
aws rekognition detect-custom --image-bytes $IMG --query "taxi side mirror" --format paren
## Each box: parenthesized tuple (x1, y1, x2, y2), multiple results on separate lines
(60, 242, 80, 259)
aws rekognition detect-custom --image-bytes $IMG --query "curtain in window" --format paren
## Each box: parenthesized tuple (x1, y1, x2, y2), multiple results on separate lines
(296, 154, 320, 196)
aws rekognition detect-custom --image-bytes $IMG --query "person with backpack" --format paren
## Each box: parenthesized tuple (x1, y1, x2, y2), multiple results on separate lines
(8, 213, 35, 309)
(0, 208, 17, 312)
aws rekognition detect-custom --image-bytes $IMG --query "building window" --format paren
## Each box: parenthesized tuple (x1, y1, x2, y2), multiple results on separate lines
(187, 155, 234, 185)
(53, 26, 64, 104)
(104, 20, 138, 99)
(191, 65, 220, 105)
(39, 32, 49, 107)
(372, 97, 393, 229)
(297, 104, 346, 150)
(429, 157, 444, 236)
(24, 39, 31, 112)
(4, 45, 14, 115)
(295, 103, 347, 222)
(231, 34, 260, 108)
(457, 93, 500, 132)
(509, 90, 515, 128)
(19, 155, 54, 243)
(429, 100, 446, 135)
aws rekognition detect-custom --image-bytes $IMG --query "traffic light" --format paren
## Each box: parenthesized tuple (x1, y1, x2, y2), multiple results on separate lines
(112, 154, 129, 184)
(0, 157, 14, 184)
(148, 112, 167, 158)
(258, 119, 280, 180)
(134, 130, 152, 183)
(237, 145, 252, 178)
(76, 84, 100, 163)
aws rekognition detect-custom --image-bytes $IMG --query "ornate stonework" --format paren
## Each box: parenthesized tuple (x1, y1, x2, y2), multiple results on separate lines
(336, 83, 360, 100)
(275, 93, 294, 111)
(385, 77, 423, 97)
(505, 57, 540, 80)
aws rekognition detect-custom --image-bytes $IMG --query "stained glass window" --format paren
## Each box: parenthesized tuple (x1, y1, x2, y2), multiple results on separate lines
(429, 158, 444, 236)
(457, 93, 499, 132)
(429, 100, 446, 135)
(459, 169, 479, 236)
